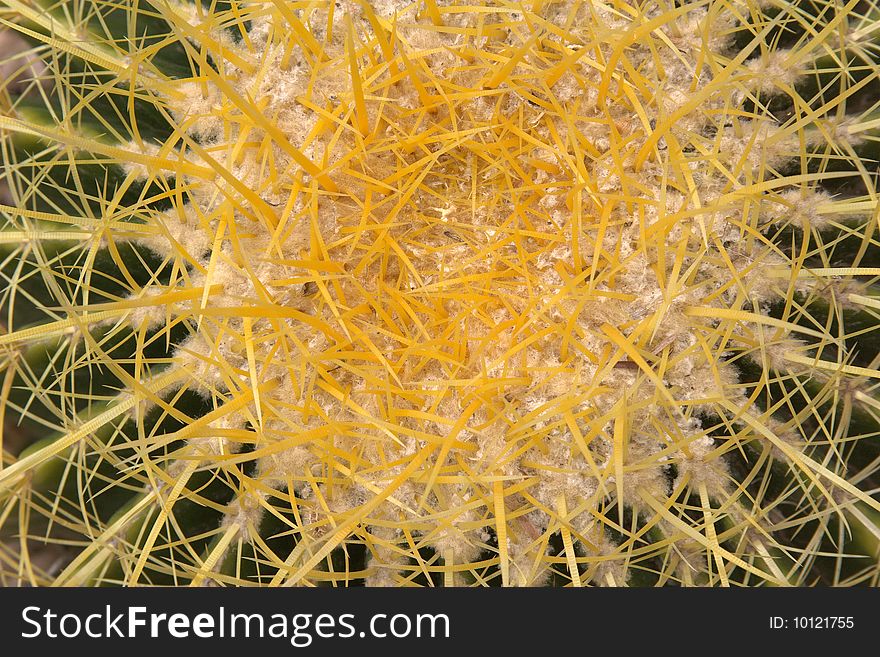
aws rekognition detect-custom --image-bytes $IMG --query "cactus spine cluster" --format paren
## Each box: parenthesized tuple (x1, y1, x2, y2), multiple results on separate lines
(1, 0, 880, 586)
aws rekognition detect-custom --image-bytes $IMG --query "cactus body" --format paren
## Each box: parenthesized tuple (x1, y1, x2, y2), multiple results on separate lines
(1, 0, 880, 586)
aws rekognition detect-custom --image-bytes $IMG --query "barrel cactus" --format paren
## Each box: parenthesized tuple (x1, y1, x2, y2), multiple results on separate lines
(1, 0, 879, 587)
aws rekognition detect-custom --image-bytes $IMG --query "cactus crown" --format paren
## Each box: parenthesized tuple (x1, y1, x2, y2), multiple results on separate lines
(1, 0, 880, 586)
